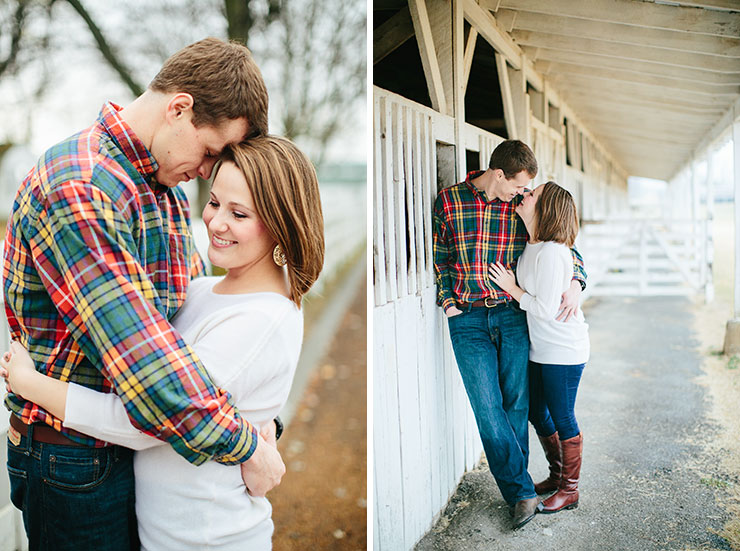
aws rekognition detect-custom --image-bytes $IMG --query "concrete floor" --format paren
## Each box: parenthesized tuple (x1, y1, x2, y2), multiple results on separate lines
(415, 295, 736, 551)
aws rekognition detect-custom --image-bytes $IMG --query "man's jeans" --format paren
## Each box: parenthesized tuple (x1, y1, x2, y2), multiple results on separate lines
(7, 423, 139, 551)
(447, 303, 536, 505)
(529, 361, 586, 441)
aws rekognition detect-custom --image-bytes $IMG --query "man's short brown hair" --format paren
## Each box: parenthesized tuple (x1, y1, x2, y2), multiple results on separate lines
(149, 37, 268, 137)
(534, 181, 579, 248)
(488, 139, 538, 179)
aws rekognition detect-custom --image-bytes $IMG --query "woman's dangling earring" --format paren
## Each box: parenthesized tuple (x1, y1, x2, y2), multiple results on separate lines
(273, 244, 287, 266)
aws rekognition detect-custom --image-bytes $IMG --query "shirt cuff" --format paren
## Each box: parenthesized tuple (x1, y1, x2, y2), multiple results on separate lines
(212, 421, 259, 465)
(519, 292, 533, 312)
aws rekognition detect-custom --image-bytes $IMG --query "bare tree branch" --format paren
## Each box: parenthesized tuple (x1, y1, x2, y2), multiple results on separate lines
(63, 0, 144, 96)
(0, 0, 30, 77)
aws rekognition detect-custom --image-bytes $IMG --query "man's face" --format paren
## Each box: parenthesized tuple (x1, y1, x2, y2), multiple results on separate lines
(495, 169, 532, 202)
(151, 113, 248, 188)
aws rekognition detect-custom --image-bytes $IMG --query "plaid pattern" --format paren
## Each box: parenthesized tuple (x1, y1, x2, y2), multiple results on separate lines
(433, 171, 586, 312)
(3, 103, 257, 465)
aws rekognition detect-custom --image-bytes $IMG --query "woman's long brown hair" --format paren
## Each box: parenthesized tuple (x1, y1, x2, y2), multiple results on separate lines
(219, 136, 325, 307)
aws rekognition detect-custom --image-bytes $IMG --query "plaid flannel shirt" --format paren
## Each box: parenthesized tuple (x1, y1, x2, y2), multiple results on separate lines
(2, 102, 257, 465)
(433, 170, 587, 312)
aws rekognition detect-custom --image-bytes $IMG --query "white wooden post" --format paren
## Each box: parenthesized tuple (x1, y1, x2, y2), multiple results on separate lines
(733, 112, 740, 319)
(723, 106, 740, 354)
(705, 150, 714, 303)
(639, 221, 648, 295)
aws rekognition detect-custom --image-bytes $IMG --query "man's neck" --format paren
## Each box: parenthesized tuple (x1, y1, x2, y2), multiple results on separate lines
(118, 90, 163, 150)
(470, 169, 498, 200)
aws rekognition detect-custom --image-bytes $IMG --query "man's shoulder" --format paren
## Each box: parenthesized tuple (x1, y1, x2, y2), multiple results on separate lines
(436, 181, 473, 205)
(36, 125, 139, 203)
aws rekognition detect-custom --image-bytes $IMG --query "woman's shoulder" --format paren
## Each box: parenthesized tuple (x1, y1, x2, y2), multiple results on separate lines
(539, 241, 571, 258)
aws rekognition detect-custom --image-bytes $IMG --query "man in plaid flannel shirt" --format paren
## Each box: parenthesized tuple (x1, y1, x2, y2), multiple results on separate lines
(433, 140, 586, 530)
(3, 38, 283, 550)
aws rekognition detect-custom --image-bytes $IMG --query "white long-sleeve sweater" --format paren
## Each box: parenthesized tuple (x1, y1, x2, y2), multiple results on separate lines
(517, 241, 589, 365)
(63, 276, 303, 550)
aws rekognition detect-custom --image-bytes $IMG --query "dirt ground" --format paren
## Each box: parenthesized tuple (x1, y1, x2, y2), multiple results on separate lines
(269, 276, 367, 550)
(692, 203, 740, 549)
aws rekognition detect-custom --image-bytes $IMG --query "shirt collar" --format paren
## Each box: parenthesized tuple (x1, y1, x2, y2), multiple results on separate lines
(97, 102, 159, 182)
(463, 170, 487, 200)
(462, 170, 525, 206)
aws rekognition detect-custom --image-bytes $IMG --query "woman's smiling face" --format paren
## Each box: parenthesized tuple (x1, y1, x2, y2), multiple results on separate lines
(202, 160, 276, 272)
(515, 184, 542, 219)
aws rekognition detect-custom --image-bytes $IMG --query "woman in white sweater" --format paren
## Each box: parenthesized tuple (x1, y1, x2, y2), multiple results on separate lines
(1, 136, 325, 549)
(489, 181, 588, 515)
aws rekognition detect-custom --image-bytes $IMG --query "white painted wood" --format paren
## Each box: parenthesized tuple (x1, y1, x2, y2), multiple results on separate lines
(374, 7, 414, 65)
(374, 96, 388, 306)
(374, 305, 405, 550)
(501, 9, 740, 57)
(463, 28, 478, 90)
(733, 109, 740, 317)
(704, 152, 715, 302)
(422, 115, 436, 289)
(393, 104, 409, 300)
(515, 30, 739, 74)
(462, 0, 522, 70)
(427, 0, 455, 118)
(395, 298, 425, 549)
(495, 0, 740, 37)
(412, 111, 425, 293)
(402, 107, 418, 297)
(409, 0, 448, 113)
(535, 52, 740, 87)
(537, 59, 739, 96)
(495, 52, 518, 140)
(383, 101, 399, 303)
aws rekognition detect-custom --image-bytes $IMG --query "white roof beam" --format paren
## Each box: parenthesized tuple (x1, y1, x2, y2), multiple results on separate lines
(547, 74, 736, 106)
(462, 0, 523, 69)
(374, 7, 415, 65)
(537, 60, 740, 95)
(535, 52, 740, 86)
(488, 0, 740, 38)
(515, 31, 739, 73)
(500, 9, 740, 57)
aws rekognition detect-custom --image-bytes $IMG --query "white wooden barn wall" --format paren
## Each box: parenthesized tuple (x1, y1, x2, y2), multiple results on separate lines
(373, 24, 631, 551)
(373, 88, 485, 551)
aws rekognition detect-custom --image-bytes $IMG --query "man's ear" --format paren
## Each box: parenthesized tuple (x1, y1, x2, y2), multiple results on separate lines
(165, 93, 195, 123)
(492, 168, 504, 181)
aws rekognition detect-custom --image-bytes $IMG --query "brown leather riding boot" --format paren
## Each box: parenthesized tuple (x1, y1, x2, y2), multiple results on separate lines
(540, 433, 582, 514)
(534, 432, 561, 495)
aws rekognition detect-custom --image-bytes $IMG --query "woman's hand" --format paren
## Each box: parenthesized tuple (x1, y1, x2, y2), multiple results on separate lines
(489, 262, 516, 294)
(0, 341, 39, 398)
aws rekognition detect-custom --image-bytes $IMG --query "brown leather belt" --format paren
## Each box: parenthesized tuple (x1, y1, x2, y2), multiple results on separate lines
(9, 414, 84, 447)
(462, 297, 510, 308)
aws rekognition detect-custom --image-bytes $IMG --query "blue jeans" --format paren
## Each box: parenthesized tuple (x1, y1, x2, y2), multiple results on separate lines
(7, 423, 139, 551)
(447, 303, 536, 504)
(528, 361, 585, 441)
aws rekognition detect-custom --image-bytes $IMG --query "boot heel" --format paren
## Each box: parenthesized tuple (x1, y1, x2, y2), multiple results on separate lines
(565, 501, 578, 510)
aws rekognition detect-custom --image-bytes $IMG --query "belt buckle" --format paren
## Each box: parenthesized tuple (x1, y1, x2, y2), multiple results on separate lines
(484, 296, 499, 308)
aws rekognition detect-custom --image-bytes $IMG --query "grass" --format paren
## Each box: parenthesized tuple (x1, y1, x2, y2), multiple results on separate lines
(700, 477, 731, 490)
(728, 356, 740, 370)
